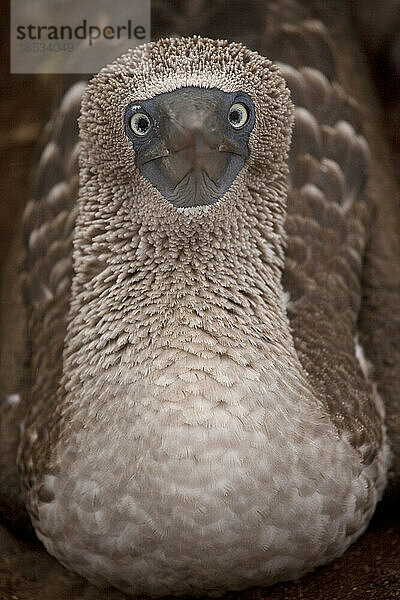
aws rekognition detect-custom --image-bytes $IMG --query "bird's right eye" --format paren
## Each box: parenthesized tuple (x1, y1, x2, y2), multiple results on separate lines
(228, 102, 249, 129)
(129, 112, 152, 137)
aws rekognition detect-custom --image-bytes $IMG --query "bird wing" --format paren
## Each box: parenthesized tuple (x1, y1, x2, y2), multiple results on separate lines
(262, 15, 400, 483)
(21, 81, 84, 402)
(0, 82, 85, 528)
(348, 0, 400, 492)
(265, 22, 385, 466)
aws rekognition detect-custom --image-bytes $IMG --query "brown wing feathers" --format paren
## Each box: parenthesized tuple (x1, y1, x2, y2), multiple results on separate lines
(265, 14, 399, 484)
(0, 83, 83, 531)
(262, 26, 383, 462)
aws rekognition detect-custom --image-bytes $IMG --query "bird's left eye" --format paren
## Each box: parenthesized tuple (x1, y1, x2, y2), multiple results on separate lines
(228, 102, 249, 128)
(129, 112, 152, 136)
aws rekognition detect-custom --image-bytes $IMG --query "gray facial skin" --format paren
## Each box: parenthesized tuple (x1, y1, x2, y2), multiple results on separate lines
(124, 87, 255, 208)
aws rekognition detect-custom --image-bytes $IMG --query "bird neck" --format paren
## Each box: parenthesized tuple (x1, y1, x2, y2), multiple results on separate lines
(63, 169, 292, 384)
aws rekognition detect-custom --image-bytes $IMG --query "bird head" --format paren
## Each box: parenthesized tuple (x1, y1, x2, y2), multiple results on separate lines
(79, 36, 294, 223)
